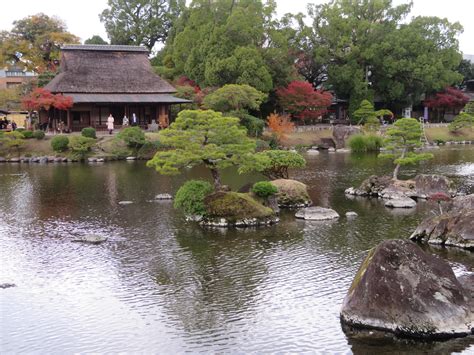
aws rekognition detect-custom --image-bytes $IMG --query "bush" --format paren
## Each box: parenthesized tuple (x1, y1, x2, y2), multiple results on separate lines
(255, 139, 270, 151)
(81, 127, 97, 139)
(137, 140, 162, 159)
(240, 114, 264, 137)
(32, 130, 45, 140)
(174, 180, 214, 216)
(348, 134, 383, 152)
(68, 136, 96, 160)
(448, 112, 473, 133)
(15, 128, 25, 132)
(21, 130, 34, 139)
(51, 135, 69, 152)
(252, 181, 278, 198)
(117, 127, 146, 151)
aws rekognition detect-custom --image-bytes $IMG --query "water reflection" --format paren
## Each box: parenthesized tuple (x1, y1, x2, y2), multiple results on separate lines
(0, 147, 473, 353)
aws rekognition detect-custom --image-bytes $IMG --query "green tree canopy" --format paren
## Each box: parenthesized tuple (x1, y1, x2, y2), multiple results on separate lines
(203, 84, 267, 112)
(84, 35, 108, 45)
(158, 0, 299, 92)
(100, 0, 184, 50)
(379, 118, 433, 179)
(0, 13, 79, 71)
(147, 110, 256, 189)
(353, 99, 392, 126)
(305, 0, 463, 112)
(239, 150, 306, 179)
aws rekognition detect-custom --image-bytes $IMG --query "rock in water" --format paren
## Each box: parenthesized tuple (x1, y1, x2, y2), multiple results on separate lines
(72, 234, 108, 244)
(346, 211, 358, 218)
(118, 201, 133, 205)
(410, 194, 473, 250)
(0, 283, 16, 289)
(414, 174, 454, 198)
(295, 206, 339, 220)
(155, 193, 173, 200)
(384, 197, 416, 208)
(340, 240, 473, 339)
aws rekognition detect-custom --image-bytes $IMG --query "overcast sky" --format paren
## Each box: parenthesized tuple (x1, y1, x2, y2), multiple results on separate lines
(1, 0, 473, 54)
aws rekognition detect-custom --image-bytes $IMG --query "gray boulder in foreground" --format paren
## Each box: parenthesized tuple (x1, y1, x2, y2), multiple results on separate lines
(295, 206, 339, 220)
(72, 234, 108, 245)
(340, 240, 473, 339)
(155, 193, 173, 200)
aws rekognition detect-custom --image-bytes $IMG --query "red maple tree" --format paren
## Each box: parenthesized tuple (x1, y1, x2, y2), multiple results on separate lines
(22, 88, 73, 112)
(276, 81, 333, 124)
(424, 87, 469, 109)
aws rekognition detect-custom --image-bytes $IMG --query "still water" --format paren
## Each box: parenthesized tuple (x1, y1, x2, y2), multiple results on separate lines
(1, 147, 473, 354)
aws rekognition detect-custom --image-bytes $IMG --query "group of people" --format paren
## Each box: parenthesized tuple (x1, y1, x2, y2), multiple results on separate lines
(0, 117, 17, 131)
(106, 113, 139, 134)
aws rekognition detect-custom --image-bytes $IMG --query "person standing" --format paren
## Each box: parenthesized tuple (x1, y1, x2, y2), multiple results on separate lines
(131, 113, 138, 126)
(122, 114, 129, 127)
(107, 114, 115, 135)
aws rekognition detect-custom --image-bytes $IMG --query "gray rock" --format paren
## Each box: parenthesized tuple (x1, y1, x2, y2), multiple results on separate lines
(39, 157, 48, 164)
(414, 174, 454, 199)
(346, 211, 358, 217)
(0, 283, 16, 289)
(54, 157, 63, 162)
(31, 157, 40, 163)
(306, 149, 320, 155)
(47, 156, 55, 162)
(271, 179, 312, 208)
(341, 240, 473, 339)
(62, 157, 68, 162)
(118, 201, 133, 205)
(72, 234, 107, 245)
(0, 157, 6, 163)
(96, 158, 105, 162)
(126, 156, 136, 160)
(333, 125, 360, 149)
(8, 158, 20, 162)
(384, 197, 416, 208)
(155, 193, 173, 200)
(336, 148, 351, 153)
(295, 206, 340, 220)
(410, 195, 474, 250)
(88, 157, 97, 163)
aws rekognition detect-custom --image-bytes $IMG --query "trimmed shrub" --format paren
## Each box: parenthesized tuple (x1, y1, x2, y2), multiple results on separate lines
(174, 180, 213, 216)
(255, 139, 270, 151)
(68, 136, 96, 160)
(22, 130, 34, 139)
(81, 127, 97, 139)
(252, 181, 278, 198)
(117, 127, 146, 151)
(51, 135, 69, 152)
(365, 135, 383, 151)
(448, 112, 473, 132)
(32, 130, 45, 140)
(137, 140, 161, 159)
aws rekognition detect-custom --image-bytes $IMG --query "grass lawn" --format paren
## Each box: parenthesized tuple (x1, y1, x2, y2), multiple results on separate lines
(424, 127, 474, 143)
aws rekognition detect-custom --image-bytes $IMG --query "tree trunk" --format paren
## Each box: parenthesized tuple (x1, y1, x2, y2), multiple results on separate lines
(210, 168, 222, 190)
(393, 147, 406, 180)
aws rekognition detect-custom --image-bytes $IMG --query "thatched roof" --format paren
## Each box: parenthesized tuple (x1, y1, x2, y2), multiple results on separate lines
(45, 45, 176, 94)
(69, 93, 191, 104)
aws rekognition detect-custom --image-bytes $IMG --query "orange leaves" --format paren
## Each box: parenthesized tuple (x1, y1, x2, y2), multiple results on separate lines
(267, 113, 294, 140)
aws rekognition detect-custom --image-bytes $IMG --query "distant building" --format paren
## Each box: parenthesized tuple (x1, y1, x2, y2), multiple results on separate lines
(43, 44, 190, 132)
(0, 66, 36, 90)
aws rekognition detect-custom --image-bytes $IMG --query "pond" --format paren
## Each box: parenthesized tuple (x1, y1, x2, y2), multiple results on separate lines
(1, 147, 473, 354)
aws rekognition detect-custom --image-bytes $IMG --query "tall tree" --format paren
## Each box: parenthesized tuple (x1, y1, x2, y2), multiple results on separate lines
(0, 13, 79, 71)
(100, 0, 184, 50)
(159, 0, 298, 92)
(306, 0, 463, 113)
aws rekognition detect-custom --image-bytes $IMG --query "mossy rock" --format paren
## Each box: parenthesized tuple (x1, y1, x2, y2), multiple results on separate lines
(204, 191, 274, 220)
(270, 179, 311, 208)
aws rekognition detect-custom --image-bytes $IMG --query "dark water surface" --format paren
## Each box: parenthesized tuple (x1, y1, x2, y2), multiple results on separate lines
(1, 147, 473, 354)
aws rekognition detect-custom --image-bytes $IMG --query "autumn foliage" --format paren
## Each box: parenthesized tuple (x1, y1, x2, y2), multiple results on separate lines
(22, 88, 73, 111)
(424, 87, 469, 109)
(276, 81, 333, 123)
(266, 113, 294, 140)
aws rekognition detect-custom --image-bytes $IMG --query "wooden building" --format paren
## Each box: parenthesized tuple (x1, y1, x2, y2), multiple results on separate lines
(43, 44, 190, 132)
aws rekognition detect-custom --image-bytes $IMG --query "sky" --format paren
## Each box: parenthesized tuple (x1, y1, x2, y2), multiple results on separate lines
(0, 0, 473, 54)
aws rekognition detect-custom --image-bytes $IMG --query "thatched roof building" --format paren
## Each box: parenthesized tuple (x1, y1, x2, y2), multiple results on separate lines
(43, 44, 190, 132)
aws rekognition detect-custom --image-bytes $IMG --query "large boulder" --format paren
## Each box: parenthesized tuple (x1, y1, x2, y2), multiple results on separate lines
(410, 195, 474, 250)
(201, 191, 278, 227)
(270, 179, 311, 208)
(341, 240, 473, 339)
(384, 197, 416, 208)
(295, 206, 339, 220)
(333, 125, 360, 149)
(414, 174, 454, 199)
